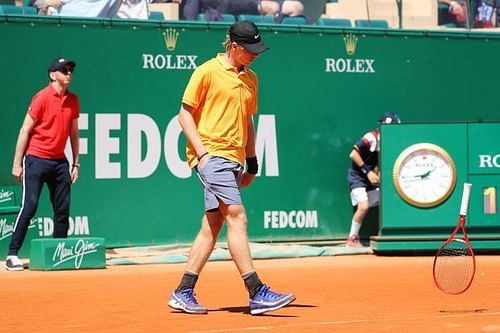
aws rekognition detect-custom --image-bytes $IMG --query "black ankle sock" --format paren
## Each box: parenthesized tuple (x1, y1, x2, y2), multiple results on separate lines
(176, 271, 198, 291)
(243, 271, 264, 298)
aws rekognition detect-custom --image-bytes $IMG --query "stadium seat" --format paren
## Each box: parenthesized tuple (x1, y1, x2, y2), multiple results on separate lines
(23, 5, 36, 15)
(280, 16, 309, 25)
(196, 13, 236, 22)
(0, 0, 15, 5)
(325, 0, 367, 23)
(354, 19, 389, 28)
(325, 0, 400, 28)
(219, 13, 236, 22)
(0, 4, 20, 14)
(238, 14, 274, 24)
(149, 11, 165, 21)
(148, 3, 179, 21)
(401, 0, 438, 29)
(316, 17, 352, 27)
(0, 4, 36, 15)
(366, 0, 399, 28)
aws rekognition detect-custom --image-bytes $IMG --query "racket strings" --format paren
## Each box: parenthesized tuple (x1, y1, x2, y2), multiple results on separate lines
(434, 240, 475, 294)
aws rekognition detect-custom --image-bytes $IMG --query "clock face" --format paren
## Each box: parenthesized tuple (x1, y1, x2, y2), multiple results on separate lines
(393, 143, 457, 207)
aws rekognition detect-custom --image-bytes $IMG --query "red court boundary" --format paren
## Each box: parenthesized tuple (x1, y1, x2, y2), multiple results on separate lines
(2, 255, 499, 333)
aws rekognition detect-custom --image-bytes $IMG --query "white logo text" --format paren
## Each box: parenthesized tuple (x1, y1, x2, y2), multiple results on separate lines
(325, 58, 375, 73)
(264, 210, 318, 229)
(52, 239, 99, 269)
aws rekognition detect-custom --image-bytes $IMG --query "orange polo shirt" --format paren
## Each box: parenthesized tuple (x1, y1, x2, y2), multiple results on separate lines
(26, 84, 80, 159)
(182, 53, 258, 168)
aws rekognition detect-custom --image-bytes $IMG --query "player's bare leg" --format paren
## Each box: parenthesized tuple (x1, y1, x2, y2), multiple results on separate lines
(220, 202, 295, 315)
(220, 203, 254, 275)
(185, 212, 225, 274)
(168, 212, 224, 314)
(347, 200, 369, 247)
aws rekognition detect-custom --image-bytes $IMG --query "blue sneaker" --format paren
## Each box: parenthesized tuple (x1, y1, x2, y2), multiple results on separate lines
(249, 285, 295, 315)
(168, 288, 208, 314)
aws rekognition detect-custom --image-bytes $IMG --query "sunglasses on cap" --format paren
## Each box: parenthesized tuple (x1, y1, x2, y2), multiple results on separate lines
(58, 66, 74, 75)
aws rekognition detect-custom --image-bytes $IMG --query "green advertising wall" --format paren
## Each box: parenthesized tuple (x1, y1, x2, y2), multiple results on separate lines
(1, 16, 500, 254)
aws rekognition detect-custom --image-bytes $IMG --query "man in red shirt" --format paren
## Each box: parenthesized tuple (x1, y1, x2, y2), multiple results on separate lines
(5, 58, 80, 271)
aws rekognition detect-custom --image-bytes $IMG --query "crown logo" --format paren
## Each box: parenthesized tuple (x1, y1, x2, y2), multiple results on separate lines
(163, 28, 179, 51)
(343, 33, 358, 55)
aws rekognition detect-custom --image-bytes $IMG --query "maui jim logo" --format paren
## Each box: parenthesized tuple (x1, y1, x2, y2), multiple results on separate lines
(52, 239, 99, 269)
(142, 29, 198, 70)
(0, 218, 36, 241)
(0, 218, 14, 241)
(0, 190, 14, 204)
(324, 34, 375, 74)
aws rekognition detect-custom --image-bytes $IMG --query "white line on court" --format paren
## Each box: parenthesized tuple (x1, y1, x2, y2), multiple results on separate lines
(187, 312, 500, 333)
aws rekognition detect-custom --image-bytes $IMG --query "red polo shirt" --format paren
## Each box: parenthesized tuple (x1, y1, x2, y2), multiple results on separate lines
(25, 84, 80, 159)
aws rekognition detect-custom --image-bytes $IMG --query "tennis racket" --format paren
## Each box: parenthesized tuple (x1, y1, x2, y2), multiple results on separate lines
(433, 183, 475, 295)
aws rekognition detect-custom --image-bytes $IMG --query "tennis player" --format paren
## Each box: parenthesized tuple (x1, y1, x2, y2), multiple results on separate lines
(168, 21, 295, 315)
(346, 112, 401, 247)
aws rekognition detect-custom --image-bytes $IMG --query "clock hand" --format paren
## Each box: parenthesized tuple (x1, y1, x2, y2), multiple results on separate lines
(419, 170, 431, 179)
(419, 165, 437, 179)
(401, 175, 426, 181)
(402, 166, 437, 180)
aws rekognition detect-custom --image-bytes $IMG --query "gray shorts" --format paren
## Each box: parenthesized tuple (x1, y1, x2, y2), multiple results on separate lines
(195, 156, 244, 211)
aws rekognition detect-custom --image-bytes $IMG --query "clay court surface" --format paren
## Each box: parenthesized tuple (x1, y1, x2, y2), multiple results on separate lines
(2, 254, 500, 333)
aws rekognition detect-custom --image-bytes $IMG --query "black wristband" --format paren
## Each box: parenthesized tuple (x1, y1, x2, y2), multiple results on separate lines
(246, 157, 258, 174)
(360, 164, 371, 175)
(197, 152, 208, 161)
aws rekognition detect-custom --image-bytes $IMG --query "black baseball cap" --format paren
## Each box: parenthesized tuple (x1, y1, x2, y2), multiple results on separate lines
(229, 21, 268, 55)
(379, 112, 401, 124)
(48, 58, 76, 72)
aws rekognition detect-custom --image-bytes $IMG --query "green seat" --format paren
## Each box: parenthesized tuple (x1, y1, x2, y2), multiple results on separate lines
(149, 11, 165, 21)
(0, 4, 36, 15)
(0, 4, 22, 14)
(220, 13, 237, 22)
(280, 16, 309, 25)
(238, 14, 274, 24)
(354, 19, 389, 28)
(317, 17, 352, 27)
(196, 13, 236, 22)
(23, 5, 36, 15)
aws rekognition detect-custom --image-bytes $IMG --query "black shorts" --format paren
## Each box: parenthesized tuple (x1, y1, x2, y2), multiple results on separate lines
(347, 168, 376, 191)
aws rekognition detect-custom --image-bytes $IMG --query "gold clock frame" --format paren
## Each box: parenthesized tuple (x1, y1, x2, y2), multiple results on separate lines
(392, 143, 457, 208)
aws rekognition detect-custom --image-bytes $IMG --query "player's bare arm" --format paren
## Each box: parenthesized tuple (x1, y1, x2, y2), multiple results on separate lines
(11, 114, 36, 181)
(349, 148, 379, 185)
(178, 103, 209, 166)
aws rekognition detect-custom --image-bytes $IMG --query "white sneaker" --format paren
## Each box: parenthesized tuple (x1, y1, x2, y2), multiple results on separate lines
(346, 235, 362, 248)
(5, 256, 24, 271)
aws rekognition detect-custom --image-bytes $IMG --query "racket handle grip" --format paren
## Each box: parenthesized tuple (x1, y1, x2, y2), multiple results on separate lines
(460, 183, 472, 216)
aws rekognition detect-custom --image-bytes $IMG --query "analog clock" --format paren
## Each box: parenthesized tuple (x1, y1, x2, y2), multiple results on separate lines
(393, 143, 457, 208)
